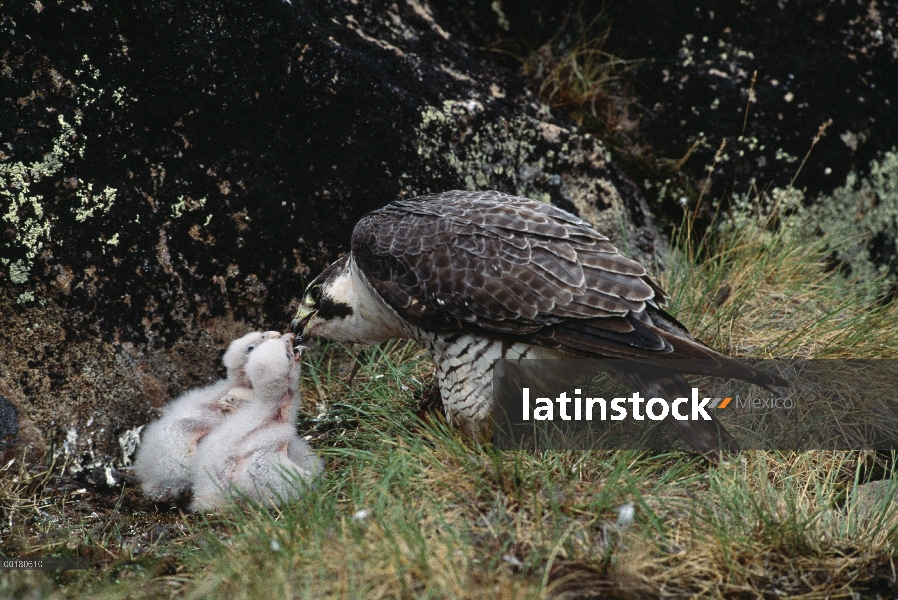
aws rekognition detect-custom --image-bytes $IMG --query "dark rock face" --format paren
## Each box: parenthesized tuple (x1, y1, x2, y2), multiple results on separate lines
(609, 1, 898, 284)
(605, 0, 898, 203)
(1, 1, 659, 464)
(0, 395, 20, 454)
(0, 379, 44, 464)
(438, 0, 898, 201)
(437, 0, 898, 280)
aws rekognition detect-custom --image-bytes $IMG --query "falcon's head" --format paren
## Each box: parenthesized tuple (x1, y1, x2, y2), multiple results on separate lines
(290, 254, 355, 342)
(290, 252, 410, 345)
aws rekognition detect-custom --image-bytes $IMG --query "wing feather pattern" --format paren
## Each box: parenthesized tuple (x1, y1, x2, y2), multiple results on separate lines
(352, 190, 784, 387)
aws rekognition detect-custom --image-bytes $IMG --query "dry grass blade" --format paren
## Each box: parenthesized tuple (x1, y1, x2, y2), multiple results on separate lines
(524, 30, 641, 137)
(1, 453, 62, 533)
(664, 207, 898, 360)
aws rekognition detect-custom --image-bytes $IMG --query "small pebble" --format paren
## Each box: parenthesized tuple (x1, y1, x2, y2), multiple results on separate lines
(351, 509, 371, 523)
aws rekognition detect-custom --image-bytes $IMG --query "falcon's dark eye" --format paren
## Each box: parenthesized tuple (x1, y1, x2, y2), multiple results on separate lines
(307, 284, 323, 305)
(245, 343, 257, 354)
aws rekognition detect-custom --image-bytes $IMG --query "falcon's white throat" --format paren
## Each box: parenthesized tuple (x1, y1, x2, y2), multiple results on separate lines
(308, 256, 410, 344)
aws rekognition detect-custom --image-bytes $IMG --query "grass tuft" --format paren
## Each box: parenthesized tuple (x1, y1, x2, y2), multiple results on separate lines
(522, 29, 641, 141)
(3, 195, 898, 600)
(665, 208, 898, 360)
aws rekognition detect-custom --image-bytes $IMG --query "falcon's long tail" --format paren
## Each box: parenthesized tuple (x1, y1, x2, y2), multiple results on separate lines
(612, 367, 739, 463)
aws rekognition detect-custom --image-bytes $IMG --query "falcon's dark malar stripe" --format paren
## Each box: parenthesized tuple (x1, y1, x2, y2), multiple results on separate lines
(317, 297, 354, 321)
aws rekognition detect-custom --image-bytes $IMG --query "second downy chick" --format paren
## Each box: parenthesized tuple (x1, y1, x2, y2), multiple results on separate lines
(132, 331, 281, 502)
(191, 333, 323, 511)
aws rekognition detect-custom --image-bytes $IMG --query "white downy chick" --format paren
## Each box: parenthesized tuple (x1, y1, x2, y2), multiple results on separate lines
(133, 330, 282, 502)
(191, 334, 323, 511)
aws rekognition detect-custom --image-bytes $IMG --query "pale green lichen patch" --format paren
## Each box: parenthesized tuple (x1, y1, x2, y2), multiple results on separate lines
(2, 58, 123, 285)
(410, 99, 544, 196)
(74, 183, 118, 222)
(1, 114, 79, 277)
(170, 195, 207, 219)
(9, 260, 30, 284)
(491, 1, 511, 31)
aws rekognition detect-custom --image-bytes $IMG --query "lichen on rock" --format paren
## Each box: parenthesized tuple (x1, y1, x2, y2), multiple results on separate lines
(0, 0, 662, 466)
(1, 112, 80, 284)
(408, 97, 659, 260)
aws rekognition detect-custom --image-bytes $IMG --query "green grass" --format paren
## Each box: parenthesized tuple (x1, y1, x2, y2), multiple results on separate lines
(664, 210, 898, 360)
(7, 10, 897, 596)
(3, 209, 898, 598)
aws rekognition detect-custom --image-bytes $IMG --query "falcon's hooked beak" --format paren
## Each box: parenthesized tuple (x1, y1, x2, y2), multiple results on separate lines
(290, 303, 317, 343)
(290, 278, 325, 343)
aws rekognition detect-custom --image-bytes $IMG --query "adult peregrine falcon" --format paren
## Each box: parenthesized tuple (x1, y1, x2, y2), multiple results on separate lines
(290, 190, 783, 459)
